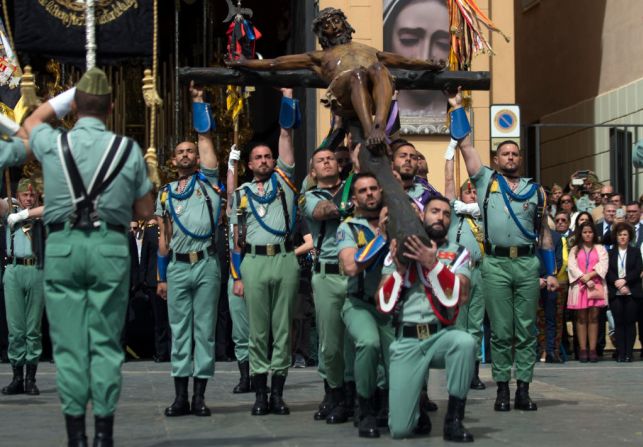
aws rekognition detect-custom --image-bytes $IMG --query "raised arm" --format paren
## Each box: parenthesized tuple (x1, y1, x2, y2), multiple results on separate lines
(447, 88, 482, 177)
(278, 88, 295, 166)
(190, 82, 218, 170)
(226, 52, 321, 71)
(377, 51, 445, 71)
(444, 144, 457, 201)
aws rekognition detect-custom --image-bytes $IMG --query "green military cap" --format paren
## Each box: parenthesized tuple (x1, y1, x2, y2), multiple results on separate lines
(17, 178, 36, 193)
(76, 67, 111, 95)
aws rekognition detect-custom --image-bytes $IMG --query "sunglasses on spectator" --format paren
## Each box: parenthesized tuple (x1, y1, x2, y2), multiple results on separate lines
(555, 218, 568, 223)
(601, 193, 611, 197)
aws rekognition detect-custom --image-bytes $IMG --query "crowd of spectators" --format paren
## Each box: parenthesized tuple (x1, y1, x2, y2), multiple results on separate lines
(540, 170, 643, 364)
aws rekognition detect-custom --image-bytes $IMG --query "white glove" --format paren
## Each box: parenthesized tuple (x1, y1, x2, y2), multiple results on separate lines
(453, 200, 481, 218)
(444, 138, 458, 160)
(0, 113, 20, 136)
(227, 144, 241, 172)
(49, 87, 76, 119)
(7, 209, 29, 228)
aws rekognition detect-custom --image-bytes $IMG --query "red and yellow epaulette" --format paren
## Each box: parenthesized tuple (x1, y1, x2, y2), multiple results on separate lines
(275, 167, 299, 194)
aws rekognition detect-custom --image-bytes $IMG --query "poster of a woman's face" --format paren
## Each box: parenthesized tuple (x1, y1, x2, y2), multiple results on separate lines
(384, 0, 450, 134)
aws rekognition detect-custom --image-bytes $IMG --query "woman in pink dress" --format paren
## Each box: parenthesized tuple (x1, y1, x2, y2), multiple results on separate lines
(567, 222, 609, 362)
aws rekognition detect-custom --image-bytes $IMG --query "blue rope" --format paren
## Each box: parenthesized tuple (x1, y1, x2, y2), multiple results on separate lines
(496, 175, 539, 240)
(244, 174, 279, 204)
(166, 174, 221, 240)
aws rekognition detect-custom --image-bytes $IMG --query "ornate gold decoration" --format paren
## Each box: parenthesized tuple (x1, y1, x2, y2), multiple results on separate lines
(37, 0, 138, 27)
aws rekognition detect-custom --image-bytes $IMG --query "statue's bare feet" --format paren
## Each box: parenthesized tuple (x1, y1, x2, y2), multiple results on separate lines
(366, 127, 387, 152)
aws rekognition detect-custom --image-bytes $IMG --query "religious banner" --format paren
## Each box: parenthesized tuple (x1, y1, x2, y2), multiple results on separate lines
(14, 0, 152, 65)
(383, 0, 450, 135)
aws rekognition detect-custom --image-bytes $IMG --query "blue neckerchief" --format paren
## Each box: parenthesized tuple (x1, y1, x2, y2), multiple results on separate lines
(244, 174, 297, 237)
(244, 174, 279, 204)
(496, 175, 539, 240)
(167, 176, 218, 240)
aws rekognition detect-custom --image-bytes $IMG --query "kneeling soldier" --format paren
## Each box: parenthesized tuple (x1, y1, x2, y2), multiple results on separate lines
(378, 196, 475, 442)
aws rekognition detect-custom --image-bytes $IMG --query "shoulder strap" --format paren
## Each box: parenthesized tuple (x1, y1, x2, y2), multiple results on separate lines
(482, 172, 496, 250)
(196, 179, 218, 248)
(235, 189, 247, 249)
(275, 167, 299, 194)
(456, 216, 465, 244)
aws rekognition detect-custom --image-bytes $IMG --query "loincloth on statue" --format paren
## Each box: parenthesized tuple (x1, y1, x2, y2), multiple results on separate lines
(321, 69, 354, 110)
(320, 67, 395, 112)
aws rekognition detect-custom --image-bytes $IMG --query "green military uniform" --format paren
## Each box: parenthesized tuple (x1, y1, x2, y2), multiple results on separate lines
(3, 204, 45, 370)
(471, 166, 542, 384)
(155, 164, 222, 378)
(336, 216, 392, 400)
(302, 184, 348, 390)
(448, 202, 485, 362)
(230, 158, 300, 377)
(384, 240, 475, 438)
(28, 112, 151, 419)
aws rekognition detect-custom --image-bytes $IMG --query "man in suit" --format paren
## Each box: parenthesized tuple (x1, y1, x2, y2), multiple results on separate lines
(597, 203, 617, 246)
(127, 219, 170, 361)
(625, 202, 642, 248)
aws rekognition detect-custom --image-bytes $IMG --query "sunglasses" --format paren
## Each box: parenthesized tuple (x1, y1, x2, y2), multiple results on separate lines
(555, 218, 568, 223)
(601, 193, 611, 197)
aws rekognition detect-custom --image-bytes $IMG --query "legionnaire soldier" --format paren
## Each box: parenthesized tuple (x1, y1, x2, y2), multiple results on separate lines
(16, 68, 154, 447)
(391, 139, 439, 209)
(225, 144, 252, 394)
(444, 140, 487, 390)
(448, 88, 559, 412)
(231, 88, 300, 416)
(302, 147, 350, 423)
(337, 173, 392, 438)
(378, 195, 476, 441)
(0, 178, 45, 396)
(156, 83, 223, 417)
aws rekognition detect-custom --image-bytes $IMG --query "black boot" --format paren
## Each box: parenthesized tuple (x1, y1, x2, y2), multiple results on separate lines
(233, 361, 252, 394)
(314, 380, 331, 420)
(269, 374, 290, 415)
(1, 365, 24, 395)
(375, 388, 389, 428)
(251, 374, 270, 416)
(93, 415, 114, 447)
(326, 387, 349, 424)
(25, 363, 40, 395)
(420, 389, 438, 412)
(164, 377, 190, 416)
(414, 405, 432, 435)
(344, 381, 357, 418)
(191, 378, 211, 416)
(494, 381, 510, 412)
(470, 362, 485, 390)
(357, 396, 380, 438)
(443, 396, 474, 442)
(514, 380, 538, 411)
(65, 414, 88, 447)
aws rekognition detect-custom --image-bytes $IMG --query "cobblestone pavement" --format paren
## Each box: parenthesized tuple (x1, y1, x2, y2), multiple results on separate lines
(1, 360, 643, 446)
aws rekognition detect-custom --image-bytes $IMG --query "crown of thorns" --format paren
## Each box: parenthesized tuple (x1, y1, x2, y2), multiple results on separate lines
(312, 8, 354, 35)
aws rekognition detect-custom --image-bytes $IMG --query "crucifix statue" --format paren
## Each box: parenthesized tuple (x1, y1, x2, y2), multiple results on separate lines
(181, 7, 491, 255)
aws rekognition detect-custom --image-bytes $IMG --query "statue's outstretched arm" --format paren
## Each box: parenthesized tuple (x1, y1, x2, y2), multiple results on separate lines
(227, 52, 319, 71)
(376, 51, 445, 71)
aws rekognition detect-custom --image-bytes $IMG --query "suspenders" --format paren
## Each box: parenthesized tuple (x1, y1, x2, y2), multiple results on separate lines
(58, 132, 133, 230)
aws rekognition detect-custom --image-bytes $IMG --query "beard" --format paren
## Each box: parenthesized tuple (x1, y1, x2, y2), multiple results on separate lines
(400, 172, 414, 181)
(424, 222, 447, 241)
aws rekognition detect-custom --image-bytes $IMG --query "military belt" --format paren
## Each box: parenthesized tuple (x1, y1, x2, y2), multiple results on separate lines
(244, 241, 293, 256)
(485, 243, 535, 258)
(5, 256, 37, 266)
(313, 262, 343, 275)
(48, 222, 126, 234)
(397, 322, 440, 340)
(172, 246, 216, 264)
